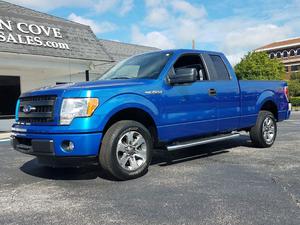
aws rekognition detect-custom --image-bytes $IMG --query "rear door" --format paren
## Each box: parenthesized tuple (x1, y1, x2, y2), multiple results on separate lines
(201, 54, 240, 132)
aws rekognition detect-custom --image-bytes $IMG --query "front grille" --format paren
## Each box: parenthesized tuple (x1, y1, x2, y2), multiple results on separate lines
(18, 95, 57, 124)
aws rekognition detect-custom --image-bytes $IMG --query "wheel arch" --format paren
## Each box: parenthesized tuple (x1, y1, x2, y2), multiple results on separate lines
(256, 90, 278, 120)
(102, 107, 159, 146)
(260, 100, 278, 120)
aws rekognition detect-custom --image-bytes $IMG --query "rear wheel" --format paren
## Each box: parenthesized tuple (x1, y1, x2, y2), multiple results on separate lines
(99, 120, 152, 180)
(250, 110, 277, 148)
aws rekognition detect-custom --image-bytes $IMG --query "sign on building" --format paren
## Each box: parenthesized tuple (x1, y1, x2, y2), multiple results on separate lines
(0, 19, 70, 50)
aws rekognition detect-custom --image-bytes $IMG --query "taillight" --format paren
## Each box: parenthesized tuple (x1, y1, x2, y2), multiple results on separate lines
(284, 86, 289, 101)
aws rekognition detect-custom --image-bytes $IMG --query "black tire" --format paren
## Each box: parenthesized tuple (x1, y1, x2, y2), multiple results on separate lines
(250, 110, 277, 148)
(99, 120, 153, 180)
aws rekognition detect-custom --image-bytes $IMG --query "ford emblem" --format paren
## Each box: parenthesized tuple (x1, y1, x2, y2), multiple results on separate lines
(23, 105, 36, 114)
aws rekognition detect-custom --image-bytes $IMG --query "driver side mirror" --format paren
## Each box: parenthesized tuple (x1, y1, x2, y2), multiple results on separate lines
(169, 68, 198, 85)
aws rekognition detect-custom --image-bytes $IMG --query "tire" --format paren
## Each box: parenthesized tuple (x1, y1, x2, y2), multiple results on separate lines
(250, 110, 277, 148)
(99, 120, 153, 180)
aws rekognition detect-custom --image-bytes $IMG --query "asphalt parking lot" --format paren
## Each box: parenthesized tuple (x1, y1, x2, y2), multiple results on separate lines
(0, 113, 299, 225)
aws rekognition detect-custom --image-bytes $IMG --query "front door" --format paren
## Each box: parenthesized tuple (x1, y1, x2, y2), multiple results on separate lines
(159, 54, 218, 142)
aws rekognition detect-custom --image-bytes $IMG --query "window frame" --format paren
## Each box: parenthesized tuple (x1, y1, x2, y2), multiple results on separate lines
(203, 54, 231, 81)
(291, 64, 300, 72)
(167, 53, 210, 84)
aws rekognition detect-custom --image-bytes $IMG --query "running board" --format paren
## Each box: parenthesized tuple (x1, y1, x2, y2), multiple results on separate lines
(167, 133, 241, 151)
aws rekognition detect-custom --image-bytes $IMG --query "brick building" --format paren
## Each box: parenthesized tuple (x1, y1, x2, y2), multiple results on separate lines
(256, 37, 300, 79)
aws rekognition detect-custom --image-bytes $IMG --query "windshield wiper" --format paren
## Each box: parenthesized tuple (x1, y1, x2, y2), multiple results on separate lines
(111, 77, 131, 80)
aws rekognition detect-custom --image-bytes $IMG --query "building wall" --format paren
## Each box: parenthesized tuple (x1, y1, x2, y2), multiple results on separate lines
(0, 52, 91, 131)
(0, 52, 91, 91)
(266, 48, 300, 79)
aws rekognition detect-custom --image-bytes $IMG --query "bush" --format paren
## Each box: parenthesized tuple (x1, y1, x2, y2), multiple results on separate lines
(234, 52, 285, 80)
(290, 97, 300, 106)
(288, 80, 300, 97)
(290, 72, 300, 80)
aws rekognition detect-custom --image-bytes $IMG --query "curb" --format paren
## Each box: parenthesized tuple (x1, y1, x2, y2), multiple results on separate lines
(0, 132, 12, 140)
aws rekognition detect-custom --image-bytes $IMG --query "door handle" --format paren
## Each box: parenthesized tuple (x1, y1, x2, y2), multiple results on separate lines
(208, 88, 217, 96)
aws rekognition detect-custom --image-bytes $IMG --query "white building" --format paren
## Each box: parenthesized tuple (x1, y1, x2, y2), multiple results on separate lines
(0, 0, 157, 131)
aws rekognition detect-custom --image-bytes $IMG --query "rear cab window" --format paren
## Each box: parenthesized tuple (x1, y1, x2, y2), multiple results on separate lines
(202, 54, 231, 81)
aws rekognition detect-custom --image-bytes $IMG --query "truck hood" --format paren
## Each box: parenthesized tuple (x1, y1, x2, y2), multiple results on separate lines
(71, 79, 150, 89)
(21, 79, 154, 97)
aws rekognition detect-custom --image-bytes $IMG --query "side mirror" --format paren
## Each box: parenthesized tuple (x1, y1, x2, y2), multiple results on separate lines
(169, 68, 198, 85)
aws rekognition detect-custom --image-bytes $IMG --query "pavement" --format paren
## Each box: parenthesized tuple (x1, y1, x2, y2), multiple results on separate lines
(0, 112, 299, 225)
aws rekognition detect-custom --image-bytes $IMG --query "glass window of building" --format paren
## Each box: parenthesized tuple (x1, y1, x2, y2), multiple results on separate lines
(270, 53, 275, 59)
(290, 50, 295, 57)
(291, 65, 300, 72)
(276, 52, 281, 58)
(283, 51, 288, 58)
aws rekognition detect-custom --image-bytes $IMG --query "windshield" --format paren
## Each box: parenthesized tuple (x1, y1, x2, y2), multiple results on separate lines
(99, 51, 173, 80)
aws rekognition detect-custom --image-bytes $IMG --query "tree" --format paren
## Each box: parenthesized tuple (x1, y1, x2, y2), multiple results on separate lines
(288, 80, 300, 97)
(289, 72, 300, 97)
(234, 52, 285, 80)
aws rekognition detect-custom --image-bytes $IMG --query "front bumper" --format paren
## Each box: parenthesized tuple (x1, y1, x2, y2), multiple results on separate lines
(11, 132, 102, 166)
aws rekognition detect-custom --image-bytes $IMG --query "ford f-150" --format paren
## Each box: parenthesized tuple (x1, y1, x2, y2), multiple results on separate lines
(11, 49, 291, 180)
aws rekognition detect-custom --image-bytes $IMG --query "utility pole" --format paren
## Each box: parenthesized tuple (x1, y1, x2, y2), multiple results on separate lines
(85, 70, 90, 81)
(192, 39, 195, 49)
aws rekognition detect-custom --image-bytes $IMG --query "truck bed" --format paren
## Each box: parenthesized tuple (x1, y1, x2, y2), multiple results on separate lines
(239, 80, 289, 128)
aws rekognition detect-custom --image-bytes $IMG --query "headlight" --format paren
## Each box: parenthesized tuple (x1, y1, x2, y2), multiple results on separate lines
(60, 98, 99, 125)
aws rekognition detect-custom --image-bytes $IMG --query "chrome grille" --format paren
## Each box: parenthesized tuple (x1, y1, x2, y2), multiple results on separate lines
(18, 95, 57, 124)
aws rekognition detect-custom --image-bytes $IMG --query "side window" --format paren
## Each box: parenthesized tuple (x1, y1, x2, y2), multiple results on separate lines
(209, 55, 230, 80)
(173, 55, 208, 81)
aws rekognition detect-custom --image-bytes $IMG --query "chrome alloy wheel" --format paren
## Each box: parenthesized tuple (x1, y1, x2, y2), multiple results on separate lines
(262, 117, 275, 144)
(116, 131, 147, 171)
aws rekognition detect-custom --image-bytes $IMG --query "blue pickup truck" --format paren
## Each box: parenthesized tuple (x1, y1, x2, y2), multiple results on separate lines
(11, 49, 291, 180)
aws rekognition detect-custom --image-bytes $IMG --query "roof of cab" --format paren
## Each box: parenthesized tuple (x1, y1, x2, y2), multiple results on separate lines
(149, 49, 223, 55)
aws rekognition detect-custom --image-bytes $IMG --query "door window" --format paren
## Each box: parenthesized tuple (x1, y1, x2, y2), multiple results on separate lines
(173, 55, 208, 81)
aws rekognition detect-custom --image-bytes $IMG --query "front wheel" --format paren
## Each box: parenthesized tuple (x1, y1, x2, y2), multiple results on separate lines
(250, 110, 277, 148)
(99, 120, 153, 180)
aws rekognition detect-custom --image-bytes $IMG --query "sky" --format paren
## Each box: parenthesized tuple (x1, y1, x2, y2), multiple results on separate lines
(6, 0, 300, 64)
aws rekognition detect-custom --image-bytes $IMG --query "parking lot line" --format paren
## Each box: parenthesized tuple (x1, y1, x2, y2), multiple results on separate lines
(0, 139, 10, 143)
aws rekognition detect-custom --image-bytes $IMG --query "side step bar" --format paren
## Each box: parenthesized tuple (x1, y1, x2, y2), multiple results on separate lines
(167, 133, 240, 151)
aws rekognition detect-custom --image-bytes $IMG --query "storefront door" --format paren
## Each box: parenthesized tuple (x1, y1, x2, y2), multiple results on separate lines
(0, 75, 21, 120)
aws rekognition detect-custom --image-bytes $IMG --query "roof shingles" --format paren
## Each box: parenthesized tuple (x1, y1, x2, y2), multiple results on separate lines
(0, 0, 112, 62)
(98, 39, 159, 61)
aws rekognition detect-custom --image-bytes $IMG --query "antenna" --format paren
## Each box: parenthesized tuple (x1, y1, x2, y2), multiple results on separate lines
(192, 40, 195, 49)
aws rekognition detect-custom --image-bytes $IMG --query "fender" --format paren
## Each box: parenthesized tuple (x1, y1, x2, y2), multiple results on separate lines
(94, 93, 160, 132)
(255, 90, 277, 113)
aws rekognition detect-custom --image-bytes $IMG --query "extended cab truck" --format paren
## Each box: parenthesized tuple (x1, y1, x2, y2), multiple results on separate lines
(11, 49, 291, 180)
